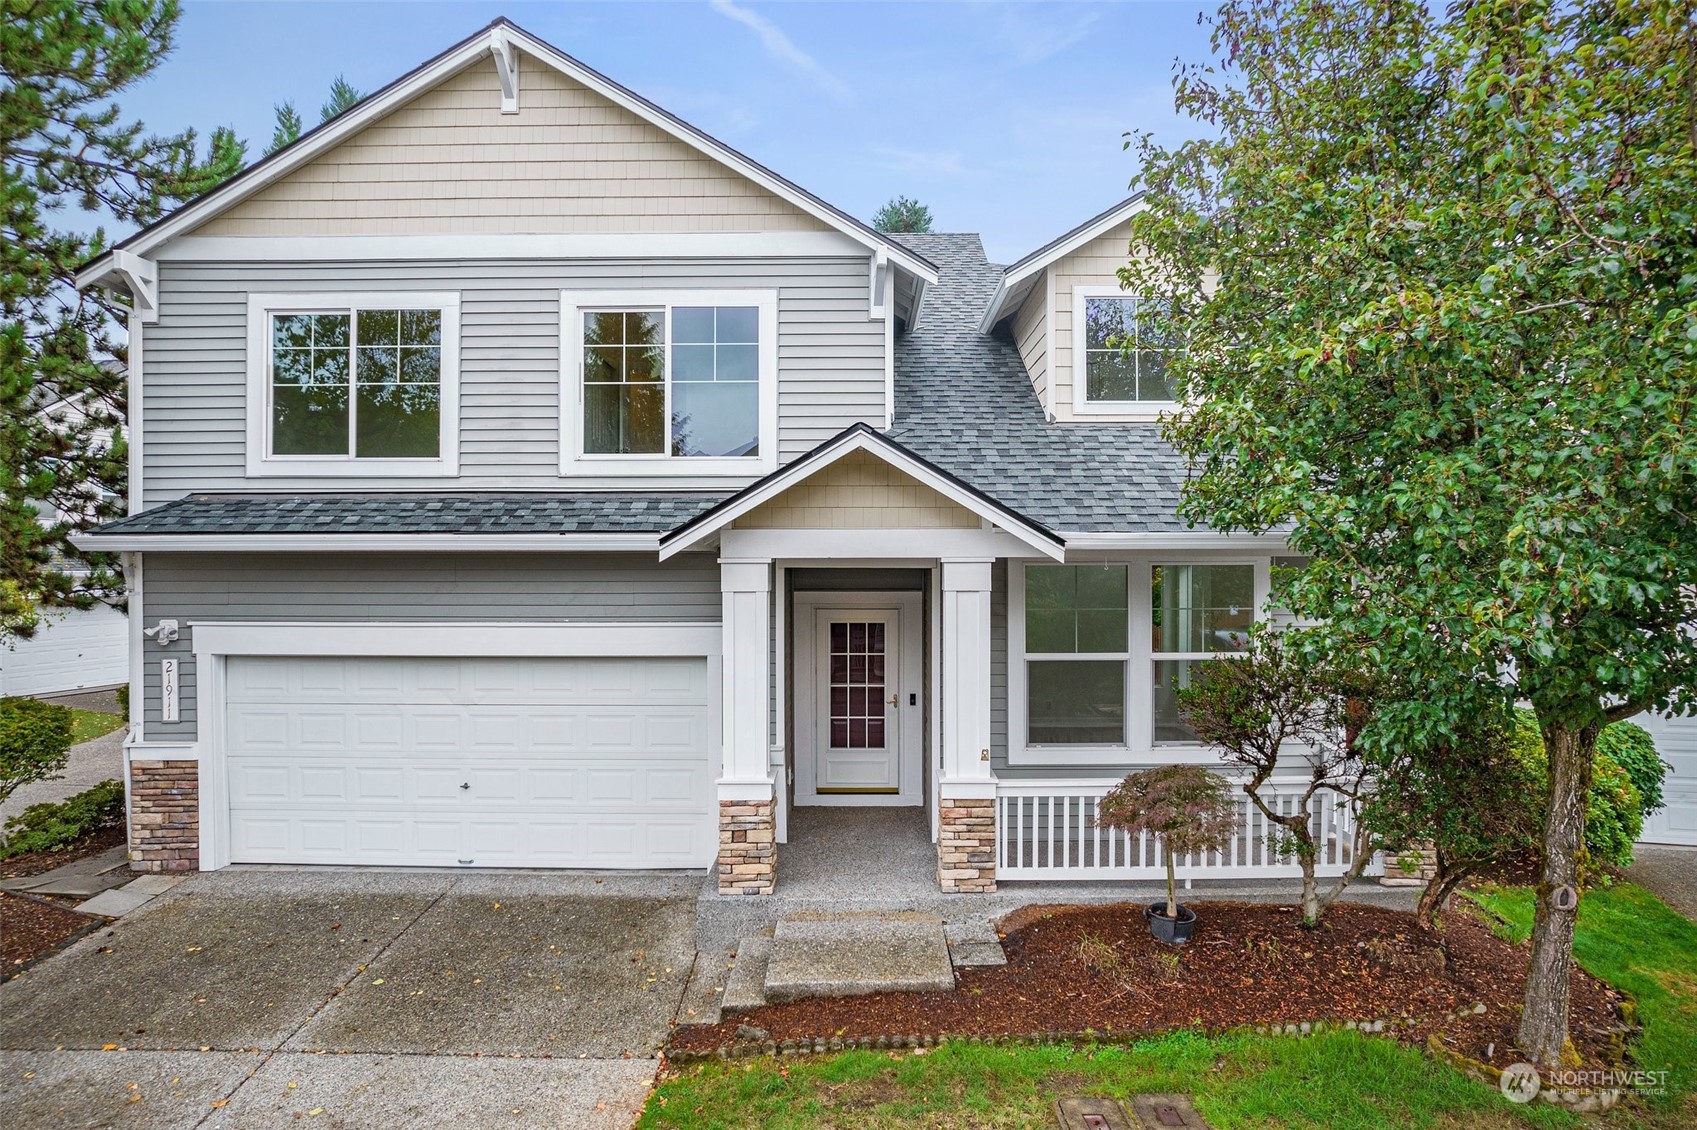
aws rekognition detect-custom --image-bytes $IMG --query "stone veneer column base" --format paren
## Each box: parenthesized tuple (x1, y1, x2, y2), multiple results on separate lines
(129, 760, 199, 872)
(718, 798, 775, 895)
(938, 797, 996, 893)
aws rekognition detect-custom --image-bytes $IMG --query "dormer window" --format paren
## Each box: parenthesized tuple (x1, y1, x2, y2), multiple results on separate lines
(1080, 292, 1178, 406)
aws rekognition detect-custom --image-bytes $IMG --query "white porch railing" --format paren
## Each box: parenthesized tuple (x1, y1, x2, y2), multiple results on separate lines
(995, 780, 1380, 882)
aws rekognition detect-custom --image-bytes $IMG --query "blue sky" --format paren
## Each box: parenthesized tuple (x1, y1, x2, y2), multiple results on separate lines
(117, 1, 1218, 263)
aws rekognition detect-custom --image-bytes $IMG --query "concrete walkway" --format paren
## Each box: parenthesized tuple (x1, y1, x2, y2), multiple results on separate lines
(0, 868, 701, 1128)
(1626, 845, 1697, 921)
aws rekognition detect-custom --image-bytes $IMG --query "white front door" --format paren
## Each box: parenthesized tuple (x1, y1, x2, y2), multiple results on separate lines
(794, 593, 923, 806)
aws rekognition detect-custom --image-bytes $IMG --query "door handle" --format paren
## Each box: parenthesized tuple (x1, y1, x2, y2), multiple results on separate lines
(460, 782, 470, 791)
(887, 693, 899, 706)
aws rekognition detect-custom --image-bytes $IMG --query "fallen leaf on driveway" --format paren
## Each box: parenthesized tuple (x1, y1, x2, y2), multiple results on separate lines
(371, 979, 385, 986)
(210, 1100, 228, 1109)
(101, 1044, 117, 1052)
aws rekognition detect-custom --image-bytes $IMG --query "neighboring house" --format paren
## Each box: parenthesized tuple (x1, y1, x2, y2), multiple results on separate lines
(72, 19, 1371, 889)
(1636, 713, 1697, 846)
(2, 388, 129, 698)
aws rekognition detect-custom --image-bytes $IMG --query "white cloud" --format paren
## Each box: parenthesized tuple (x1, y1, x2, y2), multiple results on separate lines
(870, 146, 971, 178)
(989, 3, 1103, 66)
(708, 0, 852, 102)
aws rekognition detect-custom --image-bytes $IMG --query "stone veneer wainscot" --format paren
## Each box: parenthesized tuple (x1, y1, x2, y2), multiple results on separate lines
(129, 760, 199, 872)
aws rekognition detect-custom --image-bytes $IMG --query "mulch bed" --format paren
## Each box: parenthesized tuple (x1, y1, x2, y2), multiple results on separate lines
(0, 824, 126, 880)
(0, 826, 127, 980)
(1, 890, 102, 980)
(671, 901, 1626, 1074)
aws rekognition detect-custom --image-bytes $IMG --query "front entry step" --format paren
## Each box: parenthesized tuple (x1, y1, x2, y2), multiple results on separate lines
(763, 910, 955, 1004)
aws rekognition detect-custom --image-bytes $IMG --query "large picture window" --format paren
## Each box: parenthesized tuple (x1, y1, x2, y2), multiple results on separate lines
(564, 291, 777, 475)
(246, 292, 460, 477)
(1012, 560, 1264, 762)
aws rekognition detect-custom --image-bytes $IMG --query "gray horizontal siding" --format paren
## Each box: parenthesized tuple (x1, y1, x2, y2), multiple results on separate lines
(144, 257, 882, 504)
(141, 551, 719, 742)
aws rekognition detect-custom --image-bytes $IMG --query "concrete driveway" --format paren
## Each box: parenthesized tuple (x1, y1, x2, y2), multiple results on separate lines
(0, 869, 701, 1128)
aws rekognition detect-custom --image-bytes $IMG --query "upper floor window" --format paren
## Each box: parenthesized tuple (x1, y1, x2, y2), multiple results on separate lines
(562, 290, 777, 476)
(245, 292, 460, 478)
(1073, 288, 1180, 415)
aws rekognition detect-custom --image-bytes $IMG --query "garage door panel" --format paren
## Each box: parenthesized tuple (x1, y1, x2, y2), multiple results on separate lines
(225, 655, 715, 868)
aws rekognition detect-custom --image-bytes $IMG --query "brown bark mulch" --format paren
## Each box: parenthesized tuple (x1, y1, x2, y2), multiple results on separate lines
(1, 891, 101, 981)
(0, 825, 126, 880)
(671, 901, 1626, 1072)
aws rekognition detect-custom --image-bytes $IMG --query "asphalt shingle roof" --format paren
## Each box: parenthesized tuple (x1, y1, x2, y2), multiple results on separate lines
(93, 493, 724, 536)
(887, 233, 1195, 533)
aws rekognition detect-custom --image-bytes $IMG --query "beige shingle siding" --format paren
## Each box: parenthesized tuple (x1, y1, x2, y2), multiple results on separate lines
(736, 449, 981, 530)
(1011, 282, 1048, 412)
(198, 50, 832, 237)
(1049, 223, 1135, 421)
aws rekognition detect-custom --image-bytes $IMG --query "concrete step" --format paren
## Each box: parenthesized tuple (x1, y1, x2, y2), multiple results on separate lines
(721, 933, 772, 1015)
(764, 910, 954, 1004)
(945, 918, 1008, 968)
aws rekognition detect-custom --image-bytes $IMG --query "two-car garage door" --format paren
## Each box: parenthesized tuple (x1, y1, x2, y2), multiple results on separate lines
(224, 655, 714, 868)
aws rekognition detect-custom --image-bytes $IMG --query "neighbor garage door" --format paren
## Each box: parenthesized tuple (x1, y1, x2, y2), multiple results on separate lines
(224, 655, 714, 868)
(1637, 711, 1697, 847)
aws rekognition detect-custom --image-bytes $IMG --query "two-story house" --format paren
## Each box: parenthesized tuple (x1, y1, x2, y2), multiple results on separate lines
(74, 18, 1386, 893)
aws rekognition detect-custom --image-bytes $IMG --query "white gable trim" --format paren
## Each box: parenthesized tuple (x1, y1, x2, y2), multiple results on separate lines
(980, 195, 1148, 333)
(74, 20, 937, 292)
(658, 426, 1065, 561)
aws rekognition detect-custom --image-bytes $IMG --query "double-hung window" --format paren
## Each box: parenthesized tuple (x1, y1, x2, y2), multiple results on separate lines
(246, 292, 460, 476)
(1011, 560, 1263, 763)
(1072, 287, 1180, 414)
(563, 291, 777, 475)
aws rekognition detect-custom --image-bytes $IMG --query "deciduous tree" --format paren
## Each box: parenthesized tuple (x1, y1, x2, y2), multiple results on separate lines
(1122, 0, 1697, 1067)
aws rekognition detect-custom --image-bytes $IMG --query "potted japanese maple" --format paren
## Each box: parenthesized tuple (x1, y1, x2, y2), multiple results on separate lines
(1098, 765, 1239, 945)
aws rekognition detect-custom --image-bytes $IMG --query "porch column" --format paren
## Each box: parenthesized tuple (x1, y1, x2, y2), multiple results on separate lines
(938, 558, 997, 893)
(717, 560, 776, 895)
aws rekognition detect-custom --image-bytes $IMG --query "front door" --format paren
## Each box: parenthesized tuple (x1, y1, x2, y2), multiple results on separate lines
(794, 592, 923, 806)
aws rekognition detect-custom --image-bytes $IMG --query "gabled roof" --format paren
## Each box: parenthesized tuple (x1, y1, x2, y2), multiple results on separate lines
(978, 193, 1146, 332)
(74, 18, 937, 292)
(658, 423, 1065, 561)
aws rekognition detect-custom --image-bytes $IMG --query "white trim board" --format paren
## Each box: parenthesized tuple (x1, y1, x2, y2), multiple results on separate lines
(156, 232, 871, 262)
(72, 532, 667, 553)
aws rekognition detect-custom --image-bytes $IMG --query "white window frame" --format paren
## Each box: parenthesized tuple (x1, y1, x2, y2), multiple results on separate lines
(245, 292, 461, 478)
(1008, 556, 1270, 766)
(1071, 284, 1178, 419)
(560, 289, 779, 477)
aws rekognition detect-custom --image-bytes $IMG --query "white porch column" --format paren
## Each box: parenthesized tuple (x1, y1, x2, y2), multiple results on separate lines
(717, 559, 776, 894)
(938, 558, 997, 892)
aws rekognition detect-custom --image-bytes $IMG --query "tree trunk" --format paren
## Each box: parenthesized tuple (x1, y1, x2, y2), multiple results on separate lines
(1416, 850, 1470, 931)
(1165, 846, 1178, 919)
(1516, 720, 1598, 1068)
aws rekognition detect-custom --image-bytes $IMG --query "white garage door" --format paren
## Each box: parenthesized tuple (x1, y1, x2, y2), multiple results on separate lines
(1638, 712, 1697, 846)
(225, 655, 714, 868)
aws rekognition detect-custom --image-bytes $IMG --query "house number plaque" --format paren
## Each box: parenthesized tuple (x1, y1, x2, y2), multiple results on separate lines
(160, 658, 179, 723)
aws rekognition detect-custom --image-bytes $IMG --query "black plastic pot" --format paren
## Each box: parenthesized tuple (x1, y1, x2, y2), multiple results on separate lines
(1144, 902, 1197, 945)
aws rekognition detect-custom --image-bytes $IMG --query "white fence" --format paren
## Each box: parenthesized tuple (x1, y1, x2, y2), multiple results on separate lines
(995, 780, 1378, 882)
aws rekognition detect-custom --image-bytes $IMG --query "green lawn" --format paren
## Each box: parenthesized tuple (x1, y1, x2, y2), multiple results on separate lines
(1466, 882, 1697, 1128)
(67, 707, 125, 744)
(643, 1029, 1579, 1130)
(644, 882, 1697, 1129)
